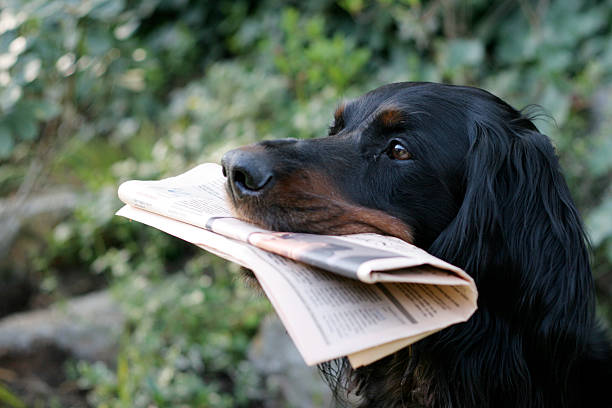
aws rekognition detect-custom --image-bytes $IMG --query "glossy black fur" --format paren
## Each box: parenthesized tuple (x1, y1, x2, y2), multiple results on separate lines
(223, 82, 612, 407)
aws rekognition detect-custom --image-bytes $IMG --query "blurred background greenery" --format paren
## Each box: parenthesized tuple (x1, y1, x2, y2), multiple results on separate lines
(0, 0, 611, 406)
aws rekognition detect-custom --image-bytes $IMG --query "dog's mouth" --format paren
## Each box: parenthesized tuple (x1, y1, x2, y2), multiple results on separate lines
(224, 170, 414, 243)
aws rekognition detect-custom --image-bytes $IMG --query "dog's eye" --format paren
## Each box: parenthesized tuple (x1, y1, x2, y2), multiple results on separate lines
(386, 140, 412, 160)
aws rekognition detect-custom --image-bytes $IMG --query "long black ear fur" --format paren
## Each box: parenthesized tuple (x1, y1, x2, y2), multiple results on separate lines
(431, 117, 593, 322)
(427, 116, 612, 407)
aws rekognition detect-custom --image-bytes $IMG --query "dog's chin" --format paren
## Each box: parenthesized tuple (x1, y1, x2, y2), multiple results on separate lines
(238, 267, 267, 295)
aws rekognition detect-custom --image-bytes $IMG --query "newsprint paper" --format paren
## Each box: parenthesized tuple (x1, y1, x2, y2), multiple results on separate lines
(116, 163, 477, 368)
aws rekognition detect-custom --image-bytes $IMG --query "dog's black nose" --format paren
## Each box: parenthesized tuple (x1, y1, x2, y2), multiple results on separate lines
(221, 148, 273, 198)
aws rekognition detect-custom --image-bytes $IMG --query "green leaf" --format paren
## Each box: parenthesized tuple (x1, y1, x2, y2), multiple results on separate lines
(539, 84, 571, 126)
(605, 242, 612, 265)
(586, 193, 612, 246)
(32, 101, 61, 121)
(438, 38, 484, 71)
(0, 123, 15, 159)
(450, 39, 484, 66)
(85, 27, 113, 56)
(589, 136, 612, 176)
(0, 384, 25, 408)
(89, 0, 126, 21)
(9, 110, 38, 141)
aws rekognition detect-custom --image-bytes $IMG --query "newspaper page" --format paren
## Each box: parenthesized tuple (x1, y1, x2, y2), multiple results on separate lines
(116, 205, 477, 367)
(117, 164, 476, 287)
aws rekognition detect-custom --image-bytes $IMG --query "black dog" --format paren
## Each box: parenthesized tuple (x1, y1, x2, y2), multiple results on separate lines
(221, 82, 612, 408)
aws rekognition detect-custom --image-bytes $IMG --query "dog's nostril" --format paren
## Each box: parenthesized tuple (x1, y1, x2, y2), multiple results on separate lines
(232, 166, 272, 195)
(233, 168, 250, 190)
(222, 148, 274, 198)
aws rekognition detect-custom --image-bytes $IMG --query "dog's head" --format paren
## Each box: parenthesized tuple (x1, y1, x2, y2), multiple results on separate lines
(222, 82, 547, 253)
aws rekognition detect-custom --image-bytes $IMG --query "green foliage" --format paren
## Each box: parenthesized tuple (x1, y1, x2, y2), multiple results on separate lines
(0, 383, 25, 408)
(1, 0, 611, 405)
(273, 8, 371, 100)
(70, 256, 270, 407)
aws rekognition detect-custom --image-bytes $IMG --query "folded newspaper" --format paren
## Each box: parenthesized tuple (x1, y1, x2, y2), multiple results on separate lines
(116, 163, 477, 368)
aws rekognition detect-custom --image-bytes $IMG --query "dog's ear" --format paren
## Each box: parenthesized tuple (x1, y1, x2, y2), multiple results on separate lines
(429, 118, 593, 321)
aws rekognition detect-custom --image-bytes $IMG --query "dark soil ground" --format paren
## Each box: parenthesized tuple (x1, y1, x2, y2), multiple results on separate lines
(0, 344, 89, 407)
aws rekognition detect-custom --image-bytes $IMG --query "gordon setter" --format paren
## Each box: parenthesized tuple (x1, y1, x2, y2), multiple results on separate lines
(221, 82, 612, 408)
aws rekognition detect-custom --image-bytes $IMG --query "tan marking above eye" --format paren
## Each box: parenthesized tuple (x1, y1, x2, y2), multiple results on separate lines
(329, 104, 346, 135)
(379, 109, 404, 127)
(334, 104, 346, 121)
